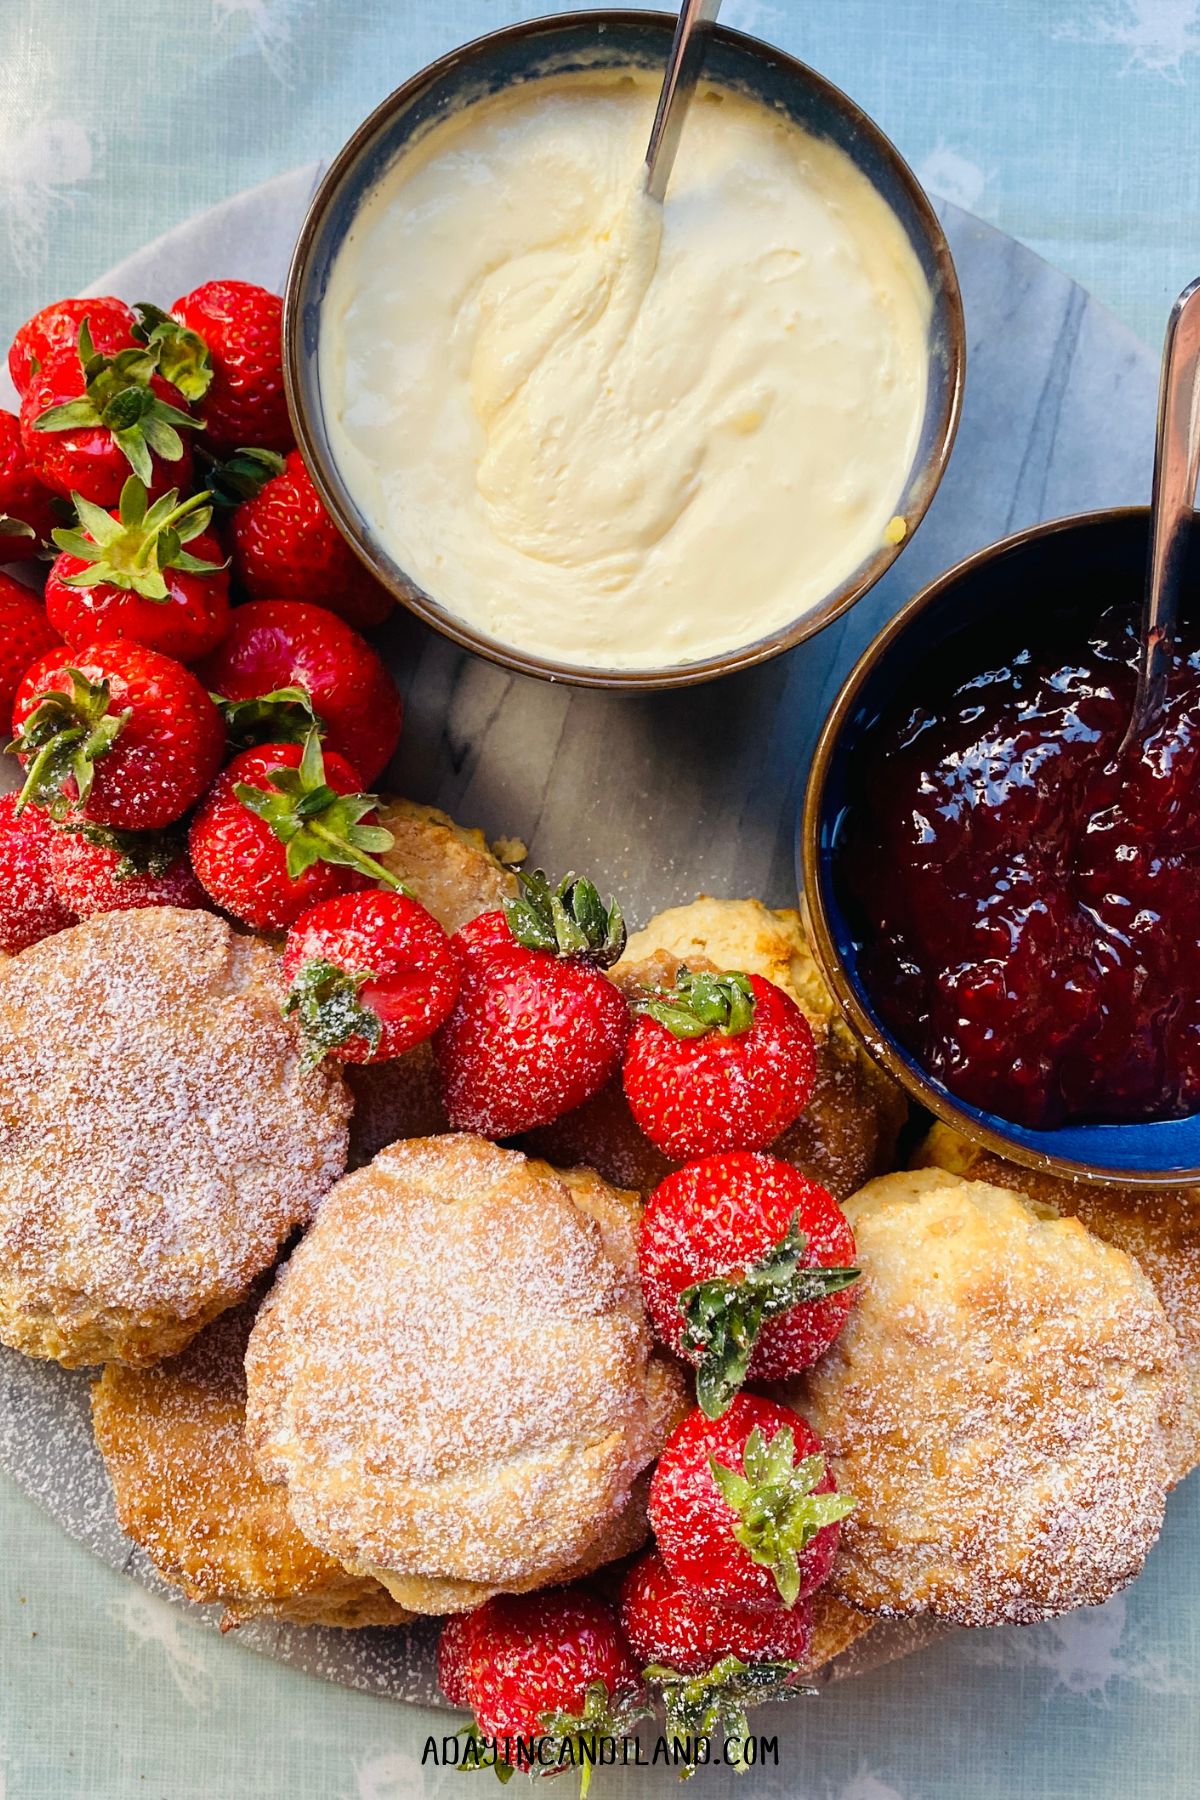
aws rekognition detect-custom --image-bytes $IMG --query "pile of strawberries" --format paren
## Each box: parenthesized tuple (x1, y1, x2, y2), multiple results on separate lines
(408, 880, 863, 1777)
(1, 287, 864, 1780)
(0, 282, 411, 955)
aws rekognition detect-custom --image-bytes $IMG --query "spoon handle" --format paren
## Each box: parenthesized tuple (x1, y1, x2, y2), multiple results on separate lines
(644, 0, 722, 204)
(1128, 277, 1200, 741)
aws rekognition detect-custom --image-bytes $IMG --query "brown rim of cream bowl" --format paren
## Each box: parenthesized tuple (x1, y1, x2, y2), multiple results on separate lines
(799, 504, 1200, 1190)
(283, 8, 965, 691)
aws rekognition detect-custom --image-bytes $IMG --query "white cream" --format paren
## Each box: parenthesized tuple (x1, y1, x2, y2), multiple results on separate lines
(320, 70, 932, 670)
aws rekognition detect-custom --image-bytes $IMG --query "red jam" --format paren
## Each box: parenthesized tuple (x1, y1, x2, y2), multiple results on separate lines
(841, 604, 1200, 1129)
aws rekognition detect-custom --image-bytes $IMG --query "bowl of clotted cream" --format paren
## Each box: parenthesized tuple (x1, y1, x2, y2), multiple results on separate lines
(285, 9, 964, 688)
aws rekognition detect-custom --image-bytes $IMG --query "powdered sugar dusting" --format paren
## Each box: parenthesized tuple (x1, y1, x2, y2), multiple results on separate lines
(0, 908, 349, 1364)
(245, 1136, 684, 1598)
(801, 1171, 1182, 1627)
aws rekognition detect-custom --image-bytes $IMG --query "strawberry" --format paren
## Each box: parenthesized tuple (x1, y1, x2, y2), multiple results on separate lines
(0, 576, 61, 719)
(620, 1549, 813, 1675)
(44, 476, 230, 664)
(450, 1589, 644, 1780)
(282, 890, 459, 1067)
(230, 449, 393, 628)
(435, 1610, 480, 1709)
(619, 1550, 812, 1766)
(648, 1395, 854, 1610)
(197, 599, 401, 783)
(8, 297, 135, 396)
(188, 729, 397, 932)
(639, 1152, 860, 1417)
(434, 870, 630, 1138)
(20, 323, 198, 506)
(11, 641, 224, 830)
(0, 409, 59, 559)
(162, 281, 293, 455)
(0, 794, 76, 952)
(47, 820, 206, 917)
(623, 967, 816, 1162)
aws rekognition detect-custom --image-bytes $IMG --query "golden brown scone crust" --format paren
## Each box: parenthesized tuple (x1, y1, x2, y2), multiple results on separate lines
(528, 897, 905, 1201)
(373, 798, 517, 935)
(800, 1590, 876, 1674)
(245, 1136, 688, 1614)
(914, 1122, 1200, 1482)
(91, 1301, 409, 1630)
(798, 1169, 1182, 1627)
(0, 908, 350, 1368)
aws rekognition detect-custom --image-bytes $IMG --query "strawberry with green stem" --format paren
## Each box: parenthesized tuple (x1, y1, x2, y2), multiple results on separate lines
(198, 598, 402, 783)
(230, 447, 394, 628)
(20, 321, 198, 506)
(435, 869, 630, 1138)
(45, 475, 230, 663)
(188, 727, 398, 931)
(10, 640, 225, 830)
(621, 1550, 814, 1779)
(48, 819, 206, 917)
(639, 1152, 860, 1417)
(440, 1589, 645, 1790)
(166, 281, 293, 455)
(282, 889, 459, 1069)
(648, 1395, 854, 1611)
(623, 966, 817, 1163)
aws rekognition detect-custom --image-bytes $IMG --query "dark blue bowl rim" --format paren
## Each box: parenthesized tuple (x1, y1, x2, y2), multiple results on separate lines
(799, 504, 1200, 1189)
(282, 6, 965, 692)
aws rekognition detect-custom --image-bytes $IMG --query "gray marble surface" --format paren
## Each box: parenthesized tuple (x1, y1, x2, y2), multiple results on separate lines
(0, 166, 1167, 1709)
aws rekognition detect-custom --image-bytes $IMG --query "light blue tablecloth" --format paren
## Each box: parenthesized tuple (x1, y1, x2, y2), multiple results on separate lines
(1, 0, 1198, 351)
(3, 4, 1200, 1796)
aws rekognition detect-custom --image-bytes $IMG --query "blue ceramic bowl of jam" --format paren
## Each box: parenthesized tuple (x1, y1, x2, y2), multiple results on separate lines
(801, 506, 1200, 1187)
(283, 7, 964, 690)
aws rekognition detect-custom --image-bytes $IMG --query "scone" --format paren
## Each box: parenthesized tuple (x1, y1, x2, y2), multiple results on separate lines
(798, 1169, 1182, 1626)
(914, 1122, 1200, 1481)
(525, 896, 906, 1200)
(92, 1300, 410, 1631)
(372, 798, 518, 933)
(0, 908, 350, 1368)
(346, 798, 514, 1166)
(245, 1135, 688, 1613)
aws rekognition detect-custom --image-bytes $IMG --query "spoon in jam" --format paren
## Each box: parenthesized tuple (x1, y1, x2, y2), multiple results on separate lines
(643, 0, 722, 203)
(1127, 277, 1200, 744)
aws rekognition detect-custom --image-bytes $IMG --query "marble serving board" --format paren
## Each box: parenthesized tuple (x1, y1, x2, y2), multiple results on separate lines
(2, 165, 1190, 1721)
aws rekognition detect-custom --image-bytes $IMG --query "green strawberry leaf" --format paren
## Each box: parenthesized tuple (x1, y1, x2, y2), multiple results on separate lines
(708, 1426, 856, 1608)
(645, 1657, 811, 1778)
(503, 867, 626, 966)
(233, 727, 403, 890)
(132, 302, 213, 403)
(216, 686, 322, 751)
(58, 819, 184, 879)
(33, 324, 200, 483)
(53, 476, 223, 603)
(638, 965, 756, 1039)
(194, 444, 287, 509)
(8, 668, 130, 819)
(681, 1213, 861, 1418)
(282, 955, 382, 1071)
